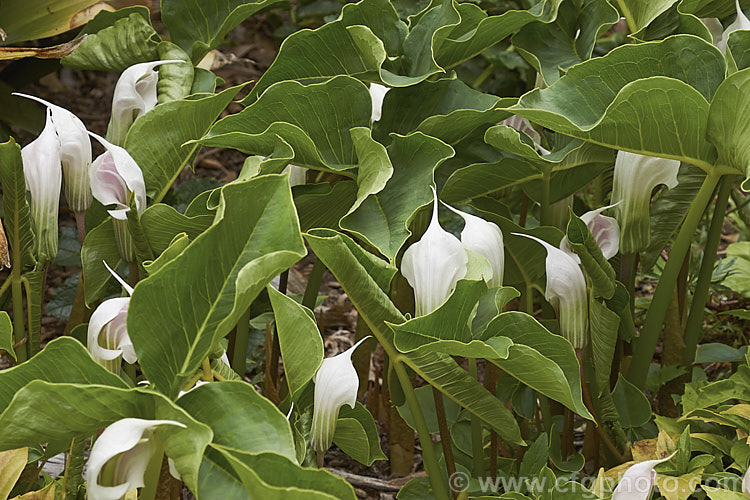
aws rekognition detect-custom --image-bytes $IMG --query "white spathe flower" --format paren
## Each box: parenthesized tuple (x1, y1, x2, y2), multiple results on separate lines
(107, 60, 183, 145)
(513, 233, 588, 349)
(87, 262, 135, 373)
(743, 465, 750, 495)
(21, 108, 62, 260)
(401, 188, 468, 317)
(717, 0, 750, 53)
(89, 132, 147, 220)
(310, 336, 370, 453)
(500, 115, 550, 155)
(442, 202, 504, 287)
(560, 204, 621, 260)
(86, 418, 185, 500)
(13, 93, 92, 212)
(611, 151, 680, 255)
(612, 453, 676, 500)
(369, 83, 390, 122)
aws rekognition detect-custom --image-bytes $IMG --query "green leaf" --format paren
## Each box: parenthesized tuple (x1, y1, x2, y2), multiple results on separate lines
(565, 211, 616, 299)
(125, 84, 244, 203)
(641, 164, 705, 272)
(61, 8, 160, 71)
(513, 0, 619, 84)
(706, 67, 750, 188)
(723, 242, 750, 297)
(0, 381, 212, 492)
(0, 337, 127, 408)
(202, 77, 371, 172)
(177, 381, 296, 460)
(346, 127, 393, 215)
(487, 312, 594, 420)
(219, 449, 357, 499)
(694, 343, 749, 364)
(0, 0, 109, 44)
(295, 182, 358, 232)
(612, 374, 652, 428)
(0, 447, 26, 500)
(679, 0, 747, 17)
(726, 30, 750, 73)
(512, 35, 724, 171)
(268, 287, 324, 399)
(0, 312, 13, 361)
(305, 229, 524, 445)
(128, 175, 307, 398)
(433, 0, 564, 70)
(140, 204, 213, 256)
(396, 385, 460, 434)
(333, 403, 386, 466)
(156, 41, 193, 104)
(80, 219, 121, 305)
(590, 299, 619, 395)
(618, 0, 680, 32)
(162, 0, 286, 62)
(0, 138, 35, 271)
(340, 132, 454, 261)
(703, 486, 749, 500)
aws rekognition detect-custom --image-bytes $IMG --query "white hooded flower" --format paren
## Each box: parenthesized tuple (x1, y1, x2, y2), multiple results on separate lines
(85, 418, 185, 500)
(310, 336, 370, 453)
(717, 0, 750, 53)
(13, 93, 92, 212)
(500, 115, 550, 155)
(612, 151, 680, 254)
(743, 466, 750, 495)
(560, 204, 621, 260)
(442, 202, 504, 287)
(401, 188, 468, 317)
(612, 453, 676, 500)
(87, 262, 135, 373)
(21, 109, 61, 260)
(513, 233, 588, 349)
(88, 133, 146, 220)
(107, 60, 182, 145)
(369, 83, 390, 122)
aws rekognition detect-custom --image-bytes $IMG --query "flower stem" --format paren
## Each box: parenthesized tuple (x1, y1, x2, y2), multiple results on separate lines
(684, 175, 734, 363)
(392, 360, 451, 500)
(627, 172, 721, 389)
(302, 258, 326, 310)
(11, 263, 26, 363)
(232, 307, 251, 376)
(62, 436, 87, 499)
(74, 211, 86, 245)
(140, 442, 165, 500)
(468, 358, 485, 478)
(614, 0, 637, 32)
(432, 386, 457, 497)
(540, 169, 552, 226)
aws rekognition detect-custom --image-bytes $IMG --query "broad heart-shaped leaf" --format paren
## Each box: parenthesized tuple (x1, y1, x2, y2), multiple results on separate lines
(565, 212, 616, 299)
(161, 0, 285, 62)
(727, 31, 750, 74)
(0, 337, 126, 408)
(333, 403, 387, 466)
(612, 374, 652, 428)
(305, 229, 524, 445)
(641, 164, 705, 272)
(373, 77, 510, 145)
(295, 182, 358, 232)
(177, 381, 296, 460)
(0, 381, 212, 492)
(432, 0, 563, 70)
(346, 127, 393, 216)
(0, 312, 13, 361)
(219, 448, 357, 499)
(0, 138, 35, 271)
(201, 76, 371, 172)
(486, 312, 594, 420)
(340, 132, 454, 262)
(0, 448, 26, 499)
(61, 8, 160, 72)
(678, 0, 750, 17)
(125, 84, 244, 203)
(389, 279, 512, 359)
(617, 0, 680, 32)
(590, 299, 619, 396)
(128, 175, 306, 398)
(511, 35, 725, 172)
(513, 0, 619, 85)
(706, 67, 750, 189)
(81, 219, 121, 305)
(140, 203, 214, 256)
(267, 287, 324, 400)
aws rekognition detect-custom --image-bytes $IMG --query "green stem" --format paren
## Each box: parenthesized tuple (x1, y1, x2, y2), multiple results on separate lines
(232, 307, 251, 376)
(540, 169, 552, 226)
(11, 263, 25, 362)
(432, 386, 457, 497)
(468, 358, 485, 478)
(614, 0, 637, 32)
(123, 362, 136, 383)
(302, 257, 326, 310)
(472, 64, 494, 89)
(140, 442, 165, 500)
(627, 172, 721, 388)
(684, 175, 734, 363)
(393, 360, 451, 500)
(539, 394, 552, 434)
(619, 253, 638, 315)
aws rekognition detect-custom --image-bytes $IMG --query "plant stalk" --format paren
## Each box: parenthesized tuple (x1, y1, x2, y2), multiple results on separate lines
(432, 386, 457, 498)
(302, 257, 325, 310)
(11, 262, 26, 362)
(468, 358, 485, 478)
(393, 360, 452, 500)
(540, 169, 552, 226)
(232, 307, 251, 376)
(62, 436, 86, 499)
(627, 172, 721, 389)
(684, 175, 734, 362)
(614, 0, 637, 32)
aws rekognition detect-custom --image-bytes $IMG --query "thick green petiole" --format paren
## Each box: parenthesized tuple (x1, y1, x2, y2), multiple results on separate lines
(468, 358, 485, 478)
(232, 307, 251, 376)
(627, 172, 721, 388)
